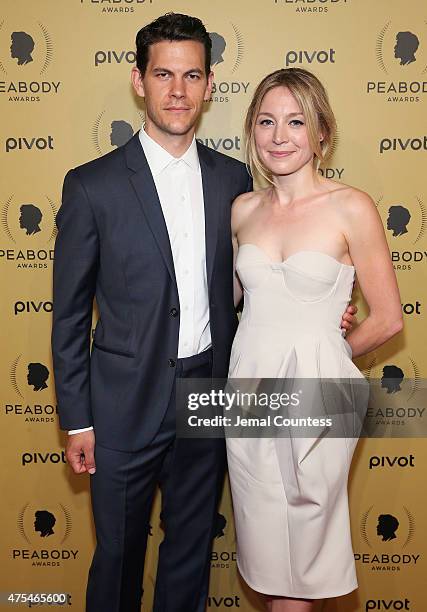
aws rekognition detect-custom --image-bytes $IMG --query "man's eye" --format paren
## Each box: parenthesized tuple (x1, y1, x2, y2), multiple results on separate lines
(188, 73, 200, 80)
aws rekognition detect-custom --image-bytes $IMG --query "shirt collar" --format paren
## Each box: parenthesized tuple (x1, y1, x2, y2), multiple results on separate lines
(139, 126, 199, 176)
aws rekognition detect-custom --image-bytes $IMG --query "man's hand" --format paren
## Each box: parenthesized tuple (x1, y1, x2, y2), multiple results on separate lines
(341, 304, 358, 333)
(66, 430, 96, 475)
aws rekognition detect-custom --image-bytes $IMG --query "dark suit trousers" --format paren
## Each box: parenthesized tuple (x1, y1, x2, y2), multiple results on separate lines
(86, 349, 226, 612)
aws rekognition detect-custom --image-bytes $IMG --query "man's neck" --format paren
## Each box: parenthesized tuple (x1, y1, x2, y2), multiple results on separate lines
(144, 122, 195, 158)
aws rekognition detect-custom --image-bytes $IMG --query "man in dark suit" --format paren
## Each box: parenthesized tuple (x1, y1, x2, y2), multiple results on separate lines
(52, 12, 356, 612)
(52, 13, 250, 612)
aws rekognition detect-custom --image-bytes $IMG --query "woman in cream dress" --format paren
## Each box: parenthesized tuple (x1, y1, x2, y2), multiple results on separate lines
(226, 68, 403, 612)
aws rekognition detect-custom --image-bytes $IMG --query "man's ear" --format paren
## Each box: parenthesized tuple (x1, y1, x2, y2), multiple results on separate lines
(131, 66, 145, 98)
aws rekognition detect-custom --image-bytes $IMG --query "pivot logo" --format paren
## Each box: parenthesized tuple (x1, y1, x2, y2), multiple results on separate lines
(369, 455, 415, 469)
(355, 505, 420, 571)
(274, 0, 349, 14)
(4, 353, 57, 424)
(207, 596, 240, 608)
(0, 21, 61, 103)
(208, 23, 249, 104)
(379, 136, 427, 153)
(14, 301, 53, 315)
(367, 20, 427, 103)
(94, 49, 136, 66)
(13, 502, 78, 567)
(1, 194, 56, 269)
(5, 136, 54, 152)
(80, 0, 153, 14)
(401, 301, 421, 315)
(376, 194, 427, 272)
(285, 48, 336, 67)
(196, 136, 241, 153)
(92, 108, 142, 155)
(365, 600, 410, 611)
(22, 451, 66, 466)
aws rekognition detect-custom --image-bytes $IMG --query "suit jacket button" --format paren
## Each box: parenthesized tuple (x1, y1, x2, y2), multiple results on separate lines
(170, 307, 178, 317)
(168, 358, 176, 367)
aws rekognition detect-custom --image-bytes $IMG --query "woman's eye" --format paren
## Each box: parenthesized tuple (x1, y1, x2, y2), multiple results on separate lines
(259, 119, 273, 126)
(290, 119, 304, 126)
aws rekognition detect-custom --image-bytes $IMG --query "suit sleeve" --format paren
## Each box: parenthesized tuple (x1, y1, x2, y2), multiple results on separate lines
(51, 169, 99, 430)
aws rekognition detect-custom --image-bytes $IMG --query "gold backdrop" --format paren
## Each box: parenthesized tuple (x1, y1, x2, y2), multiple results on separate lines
(1, 0, 426, 610)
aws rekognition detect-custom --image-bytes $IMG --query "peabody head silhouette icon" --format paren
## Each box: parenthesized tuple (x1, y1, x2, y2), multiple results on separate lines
(110, 121, 133, 148)
(10, 31, 35, 66)
(376, 513, 399, 541)
(34, 510, 56, 537)
(387, 205, 411, 237)
(19, 204, 42, 236)
(213, 512, 227, 538)
(27, 362, 49, 391)
(209, 32, 226, 67)
(381, 365, 404, 394)
(394, 31, 419, 66)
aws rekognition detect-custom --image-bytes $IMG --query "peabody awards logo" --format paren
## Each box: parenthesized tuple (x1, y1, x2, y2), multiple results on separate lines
(0, 20, 61, 102)
(80, 0, 153, 15)
(1, 193, 56, 269)
(365, 355, 424, 427)
(13, 502, 78, 566)
(318, 133, 343, 180)
(273, 0, 349, 14)
(211, 512, 237, 570)
(376, 194, 427, 271)
(208, 23, 248, 104)
(92, 109, 142, 155)
(367, 20, 427, 103)
(354, 505, 419, 572)
(4, 353, 57, 424)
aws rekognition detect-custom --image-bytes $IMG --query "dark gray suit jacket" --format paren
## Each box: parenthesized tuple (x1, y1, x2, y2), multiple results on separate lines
(52, 133, 252, 451)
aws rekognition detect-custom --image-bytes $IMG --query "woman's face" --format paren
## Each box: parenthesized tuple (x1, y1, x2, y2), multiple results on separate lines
(254, 86, 317, 178)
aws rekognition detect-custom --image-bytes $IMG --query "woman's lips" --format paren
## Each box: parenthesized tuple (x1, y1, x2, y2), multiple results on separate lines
(269, 151, 295, 158)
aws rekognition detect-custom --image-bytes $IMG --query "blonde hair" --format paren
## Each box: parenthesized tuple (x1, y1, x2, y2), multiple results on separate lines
(244, 67, 337, 184)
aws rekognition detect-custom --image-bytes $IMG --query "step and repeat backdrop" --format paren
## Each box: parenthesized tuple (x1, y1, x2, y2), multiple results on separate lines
(1, 0, 426, 610)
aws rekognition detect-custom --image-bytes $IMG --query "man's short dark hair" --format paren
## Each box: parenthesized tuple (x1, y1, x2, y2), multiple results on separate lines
(136, 13, 212, 77)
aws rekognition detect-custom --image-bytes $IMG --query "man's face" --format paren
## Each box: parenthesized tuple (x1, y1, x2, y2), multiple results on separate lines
(133, 40, 213, 139)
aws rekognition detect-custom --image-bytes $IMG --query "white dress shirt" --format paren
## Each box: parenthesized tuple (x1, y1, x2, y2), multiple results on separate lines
(69, 128, 211, 434)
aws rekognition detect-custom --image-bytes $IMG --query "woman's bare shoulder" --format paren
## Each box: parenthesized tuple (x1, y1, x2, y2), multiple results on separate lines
(232, 188, 267, 217)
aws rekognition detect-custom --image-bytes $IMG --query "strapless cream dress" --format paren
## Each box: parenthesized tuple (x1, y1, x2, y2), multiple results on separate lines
(226, 245, 368, 598)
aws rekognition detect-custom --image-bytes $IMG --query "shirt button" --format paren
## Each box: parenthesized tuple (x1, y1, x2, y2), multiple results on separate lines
(168, 359, 176, 368)
(170, 307, 178, 317)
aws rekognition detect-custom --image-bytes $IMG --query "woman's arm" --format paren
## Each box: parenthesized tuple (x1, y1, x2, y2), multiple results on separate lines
(343, 190, 403, 358)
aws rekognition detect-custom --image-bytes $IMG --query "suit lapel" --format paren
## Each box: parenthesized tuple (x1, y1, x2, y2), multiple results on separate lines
(197, 142, 220, 289)
(125, 134, 177, 287)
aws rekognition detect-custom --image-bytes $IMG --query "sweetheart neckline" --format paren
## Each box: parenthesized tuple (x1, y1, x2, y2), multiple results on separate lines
(238, 243, 355, 270)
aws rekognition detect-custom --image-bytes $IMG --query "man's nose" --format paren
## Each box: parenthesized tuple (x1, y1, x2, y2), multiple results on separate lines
(170, 77, 185, 98)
